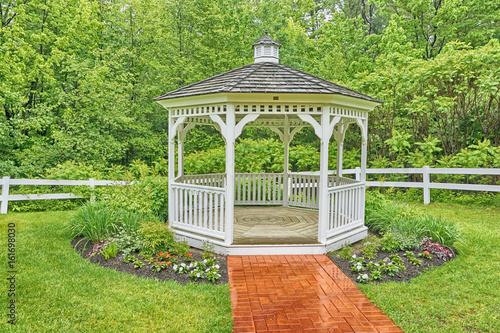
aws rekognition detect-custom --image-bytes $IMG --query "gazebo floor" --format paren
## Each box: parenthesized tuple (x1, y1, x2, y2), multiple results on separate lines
(233, 206, 319, 245)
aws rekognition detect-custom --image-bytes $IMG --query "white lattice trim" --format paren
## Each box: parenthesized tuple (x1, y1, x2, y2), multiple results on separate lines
(330, 107, 368, 119)
(171, 104, 228, 117)
(235, 104, 323, 114)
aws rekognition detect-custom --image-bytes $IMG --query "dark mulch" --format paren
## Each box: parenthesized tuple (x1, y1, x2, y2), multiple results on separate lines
(71, 237, 228, 285)
(327, 249, 453, 284)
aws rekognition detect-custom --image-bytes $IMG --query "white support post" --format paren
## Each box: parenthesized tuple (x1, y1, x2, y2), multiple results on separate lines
(358, 117, 368, 224)
(1, 176, 10, 214)
(168, 116, 176, 227)
(357, 118, 368, 182)
(318, 108, 331, 244)
(225, 106, 236, 245)
(89, 178, 95, 203)
(177, 123, 195, 178)
(177, 133, 184, 178)
(355, 167, 361, 181)
(423, 166, 430, 204)
(283, 116, 290, 207)
(336, 141, 344, 185)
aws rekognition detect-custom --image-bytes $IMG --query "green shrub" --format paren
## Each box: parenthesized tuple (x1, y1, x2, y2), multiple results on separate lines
(362, 241, 379, 260)
(138, 220, 176, 257)
(174, 240, 191, 257)
(380, 232, 400, 252)
(98, 176, 169, 221)
(112, 227, 144, 255)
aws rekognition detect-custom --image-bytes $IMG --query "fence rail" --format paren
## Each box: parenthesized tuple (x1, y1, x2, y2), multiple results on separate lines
(2, 167, 499, 214)
(0, 176, 128, 214)
(341, 166, 500, 204)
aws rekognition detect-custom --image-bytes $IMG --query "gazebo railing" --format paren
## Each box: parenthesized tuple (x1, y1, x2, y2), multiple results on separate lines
(170, 182, 226, 240)
(288, 173, 319, 208)
(326, 182, 365, 238)
(235, 173, 283, 205)
(176, 173, 226, 188)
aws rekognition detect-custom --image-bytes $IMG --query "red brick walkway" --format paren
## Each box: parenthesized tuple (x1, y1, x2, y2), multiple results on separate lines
(228, 255, 404, 333)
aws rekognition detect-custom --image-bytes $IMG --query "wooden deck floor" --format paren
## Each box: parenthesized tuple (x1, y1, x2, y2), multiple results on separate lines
(233, 207, 319, 245)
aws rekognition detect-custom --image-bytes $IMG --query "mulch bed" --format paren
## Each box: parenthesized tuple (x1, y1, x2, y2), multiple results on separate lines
(71, 237, 229, 285)
(327, 248, 454, 284)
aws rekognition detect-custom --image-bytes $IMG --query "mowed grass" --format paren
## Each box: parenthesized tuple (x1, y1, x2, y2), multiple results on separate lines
(359, 203, 500, 333)
(0, 211, 232, 332)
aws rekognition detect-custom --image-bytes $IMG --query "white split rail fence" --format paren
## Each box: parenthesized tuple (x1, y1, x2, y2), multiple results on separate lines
(344, 166, 500, 204)
(0, 177, 129, 214)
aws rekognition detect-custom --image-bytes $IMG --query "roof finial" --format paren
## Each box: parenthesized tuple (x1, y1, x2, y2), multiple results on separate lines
(265, 29, 268, 36)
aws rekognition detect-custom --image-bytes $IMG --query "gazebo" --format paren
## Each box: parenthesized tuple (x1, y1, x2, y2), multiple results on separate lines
(154, 33, 381, 255)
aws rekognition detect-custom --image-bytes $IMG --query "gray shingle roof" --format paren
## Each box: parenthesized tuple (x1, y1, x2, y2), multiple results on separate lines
(154, 62, 381, 103)
(253, 35, 281, 48)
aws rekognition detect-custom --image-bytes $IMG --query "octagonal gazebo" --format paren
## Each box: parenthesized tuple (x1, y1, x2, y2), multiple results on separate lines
(154, 33, 381, 255)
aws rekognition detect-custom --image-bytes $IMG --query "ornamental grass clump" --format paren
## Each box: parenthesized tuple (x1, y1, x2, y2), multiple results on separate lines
(365, 193, 460, 249)
(68, 201, 116, 242)
(68, 201, 150, 242)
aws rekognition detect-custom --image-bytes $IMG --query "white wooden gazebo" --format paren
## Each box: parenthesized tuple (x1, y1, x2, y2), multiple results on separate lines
(154, 33, 381, 254)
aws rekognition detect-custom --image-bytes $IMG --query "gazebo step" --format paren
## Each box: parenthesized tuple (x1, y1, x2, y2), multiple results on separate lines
(227, 244, 325, 255)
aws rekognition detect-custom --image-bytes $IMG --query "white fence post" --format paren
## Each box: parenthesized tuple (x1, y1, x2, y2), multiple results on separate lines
(355, 167, 361, 181)
(423, 166, 430, 205)
(89, 178, 95, 203)
(1, 176, 10, 214)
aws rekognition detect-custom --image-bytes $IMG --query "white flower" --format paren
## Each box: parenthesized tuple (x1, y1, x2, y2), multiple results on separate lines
(179, 267, 183, 272)
(203, 259, 208, 263)
(362, 274, 368, 279)
(218, 274, 221, 277)
(375, 263, 379, 267)
(189, 263, 193, 268)
(173, 265, 178, 270)
(196, 273, 200, 278)
(352, 254, 357, 259)
(215, 264, 220, 269)
(181, 263, 186, 267)
(206, 268, 210, 272)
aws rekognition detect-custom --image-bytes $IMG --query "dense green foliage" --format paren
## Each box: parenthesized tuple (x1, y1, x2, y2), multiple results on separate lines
(1, 0, 499, 177)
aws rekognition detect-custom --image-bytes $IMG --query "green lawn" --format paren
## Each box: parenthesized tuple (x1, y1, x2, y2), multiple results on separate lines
(1, 205, 498, 332)
(359, 203, 500, 333)
(0, 211, 232, 332)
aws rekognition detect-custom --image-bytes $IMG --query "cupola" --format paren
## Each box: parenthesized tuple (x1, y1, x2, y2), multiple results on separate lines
(252, 30, 281, 63)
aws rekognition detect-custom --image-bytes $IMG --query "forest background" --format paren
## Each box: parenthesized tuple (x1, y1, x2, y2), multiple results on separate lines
(1, 0, 499, 180)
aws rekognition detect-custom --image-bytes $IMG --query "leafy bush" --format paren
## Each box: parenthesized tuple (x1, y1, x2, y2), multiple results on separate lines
(138, 220, 176, 257)
(98, 176, 169, 221)
(380, 232, 400, 252)
(112, 227, 144, 256)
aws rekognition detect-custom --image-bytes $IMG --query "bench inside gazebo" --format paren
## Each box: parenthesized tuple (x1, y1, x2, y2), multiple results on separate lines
(154, 33, 381, 255)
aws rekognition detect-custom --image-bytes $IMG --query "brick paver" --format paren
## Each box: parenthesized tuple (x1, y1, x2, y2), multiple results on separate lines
(228, 255, 404, 333)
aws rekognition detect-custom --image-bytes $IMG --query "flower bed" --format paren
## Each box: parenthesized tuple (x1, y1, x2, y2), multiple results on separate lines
(327, 235, 456, 284)
(72, 237, 228, 285)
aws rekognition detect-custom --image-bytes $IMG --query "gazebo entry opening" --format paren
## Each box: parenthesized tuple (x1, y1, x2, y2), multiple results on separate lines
(155, 33, 381, 255)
